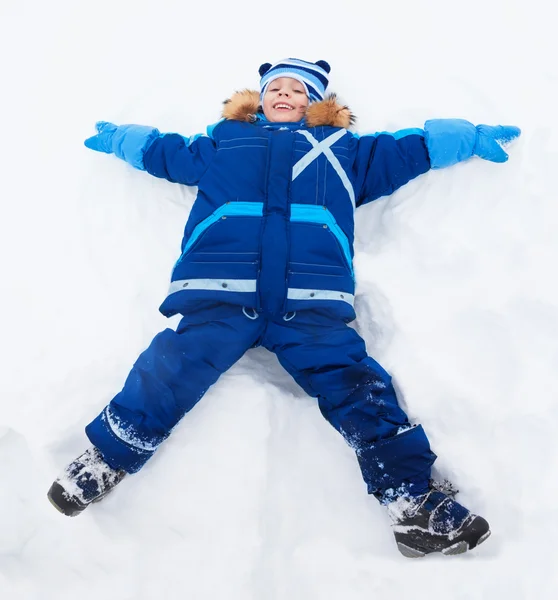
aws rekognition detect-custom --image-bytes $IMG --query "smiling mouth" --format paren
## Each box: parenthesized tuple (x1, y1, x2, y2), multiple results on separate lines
(273, 103, 295, 110)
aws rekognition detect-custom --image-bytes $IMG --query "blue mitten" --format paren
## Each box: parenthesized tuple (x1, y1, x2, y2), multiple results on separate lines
(424, 119, 521, 169)
(84, 121, 118, 153)
(474, 125, 521, 163)
(84, 121, 160, 170)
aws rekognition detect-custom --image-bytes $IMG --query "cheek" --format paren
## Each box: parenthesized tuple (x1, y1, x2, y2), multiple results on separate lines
(262, 100, 273, 119)
(263, 93, 275, 109)
(262, 96, 276, 120)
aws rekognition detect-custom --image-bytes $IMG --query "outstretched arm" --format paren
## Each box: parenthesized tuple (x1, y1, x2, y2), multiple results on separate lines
(84, 121, 217, 186)
(354, 120, 520, 207)
(354, 129, 430, 207)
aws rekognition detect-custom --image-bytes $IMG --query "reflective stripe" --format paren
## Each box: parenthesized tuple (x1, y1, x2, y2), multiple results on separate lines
(293, 130, 355, 210)
(287, 288, 354, 306)
(175, 202, 264, 269)
(292, 129, 346, 179)
(168, 279, 257, 295)
(104, 407, 158, 452)
(290, 204, 353, 277)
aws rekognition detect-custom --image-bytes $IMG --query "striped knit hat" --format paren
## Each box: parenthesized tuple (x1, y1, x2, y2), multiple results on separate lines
(259, 58, 331, 103)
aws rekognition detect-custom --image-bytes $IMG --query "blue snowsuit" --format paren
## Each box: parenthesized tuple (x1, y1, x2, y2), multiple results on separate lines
(84, 111, 518, 500)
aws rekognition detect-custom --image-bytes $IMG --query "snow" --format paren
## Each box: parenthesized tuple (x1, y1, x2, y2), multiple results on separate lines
(0, 0, 557, 598)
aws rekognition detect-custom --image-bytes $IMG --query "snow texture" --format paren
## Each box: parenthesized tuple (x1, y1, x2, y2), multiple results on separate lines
(1, 1, 557, 598)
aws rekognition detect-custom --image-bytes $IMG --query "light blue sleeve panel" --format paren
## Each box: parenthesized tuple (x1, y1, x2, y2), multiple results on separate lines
(111, 125, 161, 170)
(423, 119, 477, 169)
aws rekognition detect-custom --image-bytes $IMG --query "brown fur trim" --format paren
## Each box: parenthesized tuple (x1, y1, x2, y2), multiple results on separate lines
(222, 89, 260, 123)
(222, 90, 355, 128)
(305, 94, 355, 129)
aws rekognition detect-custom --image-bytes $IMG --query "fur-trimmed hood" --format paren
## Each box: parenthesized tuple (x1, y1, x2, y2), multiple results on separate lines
(222, 89, 355, 129)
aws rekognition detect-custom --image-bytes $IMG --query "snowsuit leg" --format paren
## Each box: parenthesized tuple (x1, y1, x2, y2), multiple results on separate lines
(86, 305, 264, 473)
(264, 311, 436, 499)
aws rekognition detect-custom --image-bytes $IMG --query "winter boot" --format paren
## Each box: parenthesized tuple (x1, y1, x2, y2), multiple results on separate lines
(47, 446, 126, 517)
(387, 484, 491, 558)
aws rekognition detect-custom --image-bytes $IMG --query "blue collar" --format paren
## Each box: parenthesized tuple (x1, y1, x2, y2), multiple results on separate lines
(254, 113, 305, 130)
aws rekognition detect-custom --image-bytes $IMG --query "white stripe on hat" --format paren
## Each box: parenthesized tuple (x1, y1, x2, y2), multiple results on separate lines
(278, 58, 328, 78)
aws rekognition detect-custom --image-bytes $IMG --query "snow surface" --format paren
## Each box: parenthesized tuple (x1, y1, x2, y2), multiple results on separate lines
(1, 0, 557, 598)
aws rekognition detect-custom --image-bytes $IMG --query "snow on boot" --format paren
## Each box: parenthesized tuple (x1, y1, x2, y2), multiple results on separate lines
(47, 446, 126, 517)
(387, 486, 490, 558)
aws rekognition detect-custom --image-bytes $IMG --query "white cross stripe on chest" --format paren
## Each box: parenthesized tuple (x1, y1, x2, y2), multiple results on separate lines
(293, 129, 356, 210)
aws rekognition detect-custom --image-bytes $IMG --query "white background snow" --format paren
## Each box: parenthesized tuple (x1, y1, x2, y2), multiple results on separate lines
(1, 0, 557, 598)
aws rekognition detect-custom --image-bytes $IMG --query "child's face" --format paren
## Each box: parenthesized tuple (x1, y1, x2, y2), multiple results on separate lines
(262, 77, 309, 123)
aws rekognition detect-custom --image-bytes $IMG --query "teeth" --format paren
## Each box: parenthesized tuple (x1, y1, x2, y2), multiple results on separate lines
(274, 104, 294, 110)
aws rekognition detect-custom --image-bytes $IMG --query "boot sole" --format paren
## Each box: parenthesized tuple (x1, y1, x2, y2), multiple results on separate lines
(396, 520, 491, 558)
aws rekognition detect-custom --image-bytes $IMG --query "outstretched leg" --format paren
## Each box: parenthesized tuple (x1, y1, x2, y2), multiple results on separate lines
(86, 305, 264, 473)
(264, 311, 436, 500)
(264, 311, 490, 557)
(48, 305, 265, 516)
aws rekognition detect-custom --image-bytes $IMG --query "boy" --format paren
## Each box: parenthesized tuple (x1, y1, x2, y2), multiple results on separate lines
(48, 58, 520, 558)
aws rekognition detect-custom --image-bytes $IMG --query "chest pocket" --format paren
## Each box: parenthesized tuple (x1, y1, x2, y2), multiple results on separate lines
(289, 204, 353, 278)
(173, 202, 263, 279)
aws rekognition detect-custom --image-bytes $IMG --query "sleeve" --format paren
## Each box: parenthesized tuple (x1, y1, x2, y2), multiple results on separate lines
(142, 133, 217, 186)
(354, 129, 431, 207)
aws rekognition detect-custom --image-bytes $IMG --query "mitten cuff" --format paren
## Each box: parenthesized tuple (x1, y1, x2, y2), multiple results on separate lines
(424, 119, 477, 169)
(112, 125, 161, 170)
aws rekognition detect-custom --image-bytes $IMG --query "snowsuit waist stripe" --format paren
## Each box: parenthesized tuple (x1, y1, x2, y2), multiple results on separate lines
(287, 288, 355, 305)
(168, 279, 257, 294)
